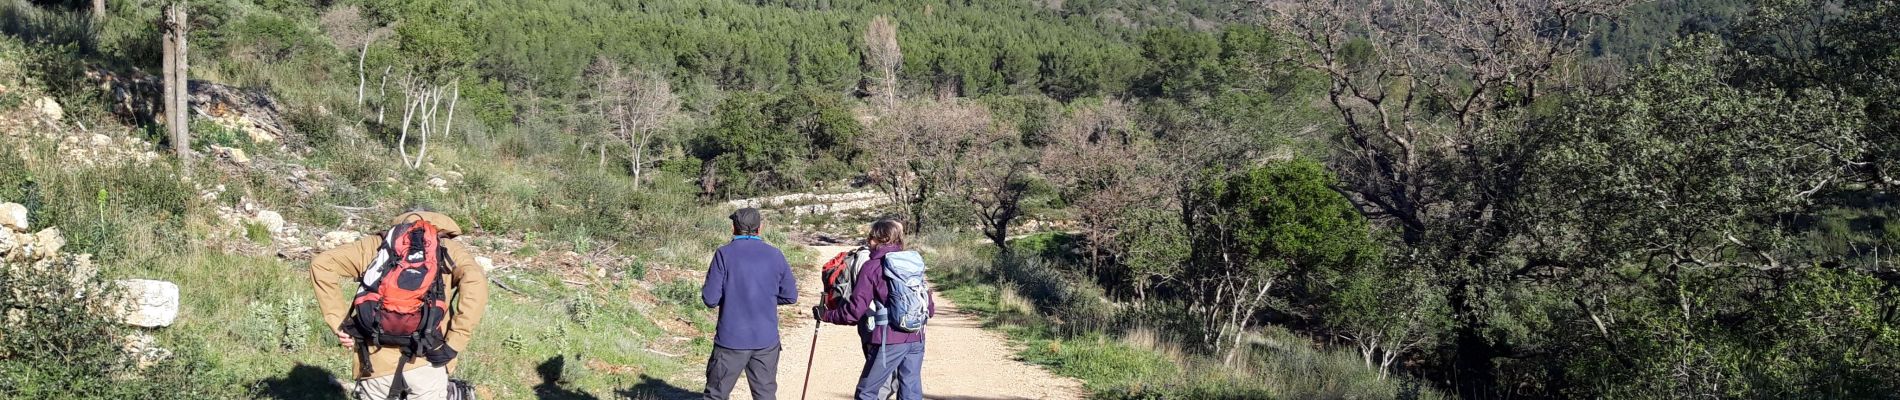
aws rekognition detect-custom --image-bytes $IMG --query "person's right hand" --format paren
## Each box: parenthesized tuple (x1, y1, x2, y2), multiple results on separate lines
(334, 329, 355, 348)
(812, 305, 825, 322)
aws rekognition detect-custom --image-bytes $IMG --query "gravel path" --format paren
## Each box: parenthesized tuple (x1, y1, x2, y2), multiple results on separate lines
(722, 245, 1085, 400)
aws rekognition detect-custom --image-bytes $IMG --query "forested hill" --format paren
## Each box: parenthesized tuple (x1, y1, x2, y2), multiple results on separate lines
(1586, 0, 1751, 61)
(5, 0, 1898, 398)
(336, 0, 1243, 117)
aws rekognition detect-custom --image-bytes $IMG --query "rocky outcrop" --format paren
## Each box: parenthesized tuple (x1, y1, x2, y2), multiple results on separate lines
(209, 145, 250, 165)
(0, 202, 179, 367)
(726, 190, 890, 216)
(215, 199, 304, 247)
(84, 66, 299, 147)
(318, 230, 363, 251)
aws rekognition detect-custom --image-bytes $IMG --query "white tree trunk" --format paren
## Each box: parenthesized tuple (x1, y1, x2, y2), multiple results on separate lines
(376, 66, 392, 124)
(440, 82, 458, 139)
(356, 40, 370, 105)
(398, 84, 419, 166)
(414, 85, 442, 170)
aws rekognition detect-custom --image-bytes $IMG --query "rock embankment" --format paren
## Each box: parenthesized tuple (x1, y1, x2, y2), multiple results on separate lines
(0, 202, 179, 367)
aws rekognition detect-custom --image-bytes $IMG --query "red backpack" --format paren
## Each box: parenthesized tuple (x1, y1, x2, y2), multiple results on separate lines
(820, 246, 871, 312)
(341, 220, 458, 399)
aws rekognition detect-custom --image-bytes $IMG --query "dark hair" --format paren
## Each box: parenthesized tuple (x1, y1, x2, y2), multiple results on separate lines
(730, 208, 763, 235)
(869, 219, 905, 247)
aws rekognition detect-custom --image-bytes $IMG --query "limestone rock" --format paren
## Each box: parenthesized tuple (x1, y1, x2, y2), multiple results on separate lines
(474, 256, 496, 272)
(0, 203, 26, 231)
(427, 177, 450, 193)
(253, 210, 285, 234)
(0, 229, 18, 260)
(115, 279, 179, 328)
(33, 228, 64, 258)
(209, 145, 250, 165)
(318, 231, 364, 251)
(33, 97, 62, 121)
(120, 332, 172, 369)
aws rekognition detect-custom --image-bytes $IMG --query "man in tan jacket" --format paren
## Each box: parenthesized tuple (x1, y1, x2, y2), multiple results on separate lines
(311, 211, 489, 400)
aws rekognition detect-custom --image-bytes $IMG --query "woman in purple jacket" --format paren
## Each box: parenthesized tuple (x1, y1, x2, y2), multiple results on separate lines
(817, 219, 935, 400)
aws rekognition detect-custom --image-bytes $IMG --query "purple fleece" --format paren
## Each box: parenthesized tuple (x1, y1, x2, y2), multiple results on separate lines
(821, 243, 935, 344)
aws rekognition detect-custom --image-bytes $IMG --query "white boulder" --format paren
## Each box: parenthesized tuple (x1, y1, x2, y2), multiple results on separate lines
(253, 210, 285, 234)
(115, 279, 179, 328)
(474, 256, 496, 272)
(0, 203, 27, 232)
(33, 97, 62, 121)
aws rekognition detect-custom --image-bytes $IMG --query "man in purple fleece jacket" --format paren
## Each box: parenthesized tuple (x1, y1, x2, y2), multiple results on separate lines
(701, 208, 797, 400)
(817, 219, 935, 400)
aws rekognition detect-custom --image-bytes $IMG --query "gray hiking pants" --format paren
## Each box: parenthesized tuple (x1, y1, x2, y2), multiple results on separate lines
(704, 343, 781, 400)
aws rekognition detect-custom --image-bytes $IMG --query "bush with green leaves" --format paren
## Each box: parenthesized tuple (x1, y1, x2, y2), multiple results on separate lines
(0, 258, 228, 398)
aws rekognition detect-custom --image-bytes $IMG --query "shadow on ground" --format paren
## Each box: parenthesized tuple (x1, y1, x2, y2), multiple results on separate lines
(616, 374, 699, 400)
(253, 363, 349, 400)
(536, 355, 601, 400)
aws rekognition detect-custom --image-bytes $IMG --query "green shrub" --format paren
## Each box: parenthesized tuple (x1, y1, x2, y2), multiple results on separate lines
(235, 298, 310, 353)
(0, 256, 230, 398)
(655, 280, 700, 307)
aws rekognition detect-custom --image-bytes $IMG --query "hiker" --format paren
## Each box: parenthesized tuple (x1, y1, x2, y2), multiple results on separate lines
(701, 207, 799, 400)
(816, 219, 935, 400)
(310, 211, 488, 400)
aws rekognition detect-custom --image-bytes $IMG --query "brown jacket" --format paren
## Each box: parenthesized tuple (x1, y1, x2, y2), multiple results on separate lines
(310, 211, 489, 379)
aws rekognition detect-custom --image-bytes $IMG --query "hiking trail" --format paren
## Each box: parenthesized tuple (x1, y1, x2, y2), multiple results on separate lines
(722, 245, 1085, 400)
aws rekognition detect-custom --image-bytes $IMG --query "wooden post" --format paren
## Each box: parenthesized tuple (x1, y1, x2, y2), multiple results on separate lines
(92, 0, 106, 20)
(162, 3, 190, 159)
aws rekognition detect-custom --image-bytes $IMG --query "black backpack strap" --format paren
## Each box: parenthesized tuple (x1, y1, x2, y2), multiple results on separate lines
(386, 352, 415, 400)
(355, 342, 374, 378)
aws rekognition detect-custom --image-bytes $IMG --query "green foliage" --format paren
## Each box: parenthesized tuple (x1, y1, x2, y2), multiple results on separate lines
(1189, 159, 1378, 279)
(655, 279, 701, 308)
(1515, 35, 1888, 398)
(692, 89, 864, 198)
(1135, 28, 1224, 100)
(236, 298, 313, 353)
(0, 258, 230, 398)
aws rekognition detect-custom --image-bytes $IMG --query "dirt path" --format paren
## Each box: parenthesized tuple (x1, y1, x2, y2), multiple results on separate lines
(722, 245, 1085, 400)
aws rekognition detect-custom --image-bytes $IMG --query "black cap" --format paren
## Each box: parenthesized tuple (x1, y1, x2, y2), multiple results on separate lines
(730, 207, 762, 235)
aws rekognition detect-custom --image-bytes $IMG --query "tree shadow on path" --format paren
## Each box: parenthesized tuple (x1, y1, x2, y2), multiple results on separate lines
(252, 363, 349, 400)
(615, 374, 699, 400)
(536, 355, 602, 400)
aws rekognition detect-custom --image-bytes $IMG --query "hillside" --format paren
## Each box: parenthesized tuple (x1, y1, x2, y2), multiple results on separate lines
(4, 0, 1898, 399)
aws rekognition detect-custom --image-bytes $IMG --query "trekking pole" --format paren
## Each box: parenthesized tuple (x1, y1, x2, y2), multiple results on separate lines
(800, 322, 821, 400)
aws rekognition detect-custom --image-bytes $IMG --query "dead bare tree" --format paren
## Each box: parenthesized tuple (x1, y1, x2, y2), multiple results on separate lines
(586, 57, 680, 187)
(319, 5, 391, 106)
(1039, 99, 1170, 269)
(864, 15, 902, 107)
(864, 100, 1001, 233)
(394, 75, 458, 170)
(375, 66, 392, 124)
(952, 116, 1032, 250)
